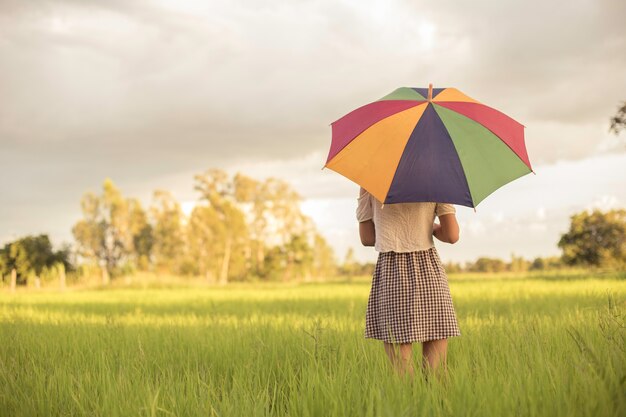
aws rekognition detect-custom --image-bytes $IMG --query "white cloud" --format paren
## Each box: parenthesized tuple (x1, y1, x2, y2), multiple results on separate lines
(586, 195, 621, 212)
(536, 207, 546, 220)
(491, 211, 504, 224)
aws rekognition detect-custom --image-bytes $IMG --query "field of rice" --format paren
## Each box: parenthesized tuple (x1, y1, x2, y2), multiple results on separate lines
(1, 272, 624, 417)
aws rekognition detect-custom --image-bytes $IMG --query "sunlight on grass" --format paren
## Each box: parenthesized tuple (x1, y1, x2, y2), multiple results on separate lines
(1, 274, 624, 417)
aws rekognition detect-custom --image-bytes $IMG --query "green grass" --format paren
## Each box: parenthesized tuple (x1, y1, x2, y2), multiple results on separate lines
(0, 273, 625, 417)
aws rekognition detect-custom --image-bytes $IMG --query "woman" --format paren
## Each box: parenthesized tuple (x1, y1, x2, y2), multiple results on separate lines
(357, 186, 461, 381)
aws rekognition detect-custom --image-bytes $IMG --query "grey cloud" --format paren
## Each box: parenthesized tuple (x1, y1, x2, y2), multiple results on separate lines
(409, 0, 626, 123)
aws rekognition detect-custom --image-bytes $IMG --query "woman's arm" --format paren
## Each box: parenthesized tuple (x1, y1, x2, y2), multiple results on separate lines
(433, 214, 460, 244)
(356, 187, 375, 246)
(359, 220, 375, 246)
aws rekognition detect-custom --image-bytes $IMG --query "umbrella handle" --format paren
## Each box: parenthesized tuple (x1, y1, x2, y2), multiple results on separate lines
(428, 83, 433, 101)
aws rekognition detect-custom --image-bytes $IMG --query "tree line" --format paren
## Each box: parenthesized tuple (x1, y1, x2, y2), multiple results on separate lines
(1, 169, 337, 286)
(443, 255, 570, 274)
(1, 179, 624, 287)
(441, 208, 626, 273)
(70, 169, 337, 284)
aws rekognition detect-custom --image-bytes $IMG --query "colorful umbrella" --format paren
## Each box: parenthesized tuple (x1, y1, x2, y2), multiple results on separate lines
(324, 85, 533, 208)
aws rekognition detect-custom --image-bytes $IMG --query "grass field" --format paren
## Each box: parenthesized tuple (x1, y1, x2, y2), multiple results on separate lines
(1, 272, 625, 417)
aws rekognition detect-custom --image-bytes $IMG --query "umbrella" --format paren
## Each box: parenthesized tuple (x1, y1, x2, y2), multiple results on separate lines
(324, 85, 533, 208)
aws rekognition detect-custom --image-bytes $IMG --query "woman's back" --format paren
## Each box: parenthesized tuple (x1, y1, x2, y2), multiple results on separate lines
(356, 189, 455, 253)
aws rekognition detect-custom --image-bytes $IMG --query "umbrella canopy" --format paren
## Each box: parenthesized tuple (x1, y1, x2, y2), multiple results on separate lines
(324, 85, 533, 208)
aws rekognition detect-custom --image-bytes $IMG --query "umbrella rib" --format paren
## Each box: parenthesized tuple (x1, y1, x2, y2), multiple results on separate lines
(433, 103, 533, 207)
(327, 101, 427, 166)
(433, 101, 533, 171)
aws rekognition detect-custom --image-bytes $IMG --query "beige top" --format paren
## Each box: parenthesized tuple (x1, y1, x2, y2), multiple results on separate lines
(356, 189, 456, 253)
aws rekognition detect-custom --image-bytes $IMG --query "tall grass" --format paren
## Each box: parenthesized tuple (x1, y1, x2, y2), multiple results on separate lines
(0, 274, 624, 417)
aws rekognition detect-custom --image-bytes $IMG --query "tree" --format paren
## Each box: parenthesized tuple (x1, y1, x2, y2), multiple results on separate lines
(260, 177, 320, 281)
(0, 235, 71, 285)
(72, 179, 134, 281)
(468, 257, 507, 273)
(127, 198, 153, 270)
(282, 233, 314, 281)
(102, 179, 132, 264)
(443, 261, 463, 273)
(186, 204, 223, 281)
(529, 257, 546, 271)
(263, 177, 309, 246)
(193, 169, 248, 284)
(558, 209, 626, 268)
(508, 253, 530, 273)
(342, 247, 358, 280)
(150, 190, 185, 273)
(72, 190, 106, 274)
(609, 101, 626, 135)
(73, 179, 155, 280)
(232, 174, 327, 280)
(233, 173, 269, 275)
(312, 233, 336, 279)
(529, 256, 563, 271)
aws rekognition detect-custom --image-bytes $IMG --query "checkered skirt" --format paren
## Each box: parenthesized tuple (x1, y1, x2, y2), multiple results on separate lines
(364, 247, 462, 344)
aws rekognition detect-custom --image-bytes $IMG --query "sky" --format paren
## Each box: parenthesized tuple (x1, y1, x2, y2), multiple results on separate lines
(1, 0, 625, 263)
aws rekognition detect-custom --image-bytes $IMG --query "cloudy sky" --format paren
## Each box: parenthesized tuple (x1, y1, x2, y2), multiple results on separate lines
(1, 0, 625, 263)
